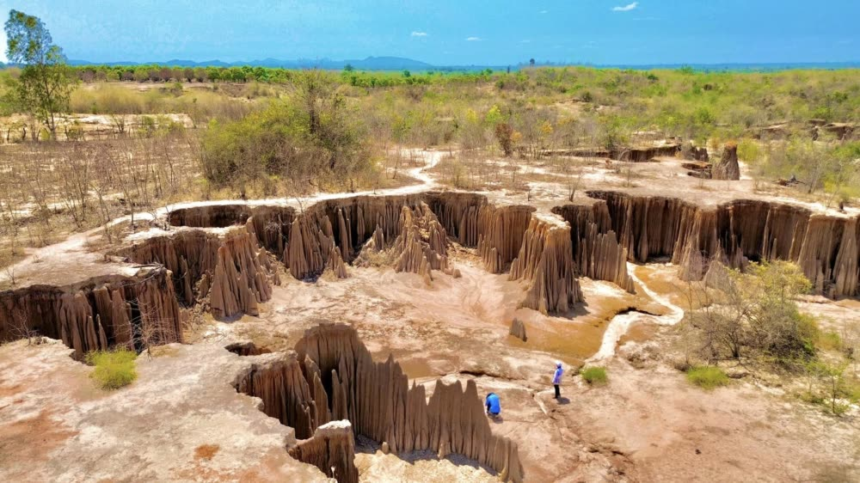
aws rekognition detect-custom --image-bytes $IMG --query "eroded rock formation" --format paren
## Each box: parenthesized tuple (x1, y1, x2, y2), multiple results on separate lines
(553, 204, 634, 292)
(235, 324, 523, 483)
(713, 143, 740, 180)
(686, 144, 709, 162)
(119, 227, 274, 319)
(510, 217, 583, 314)
(477, 205, 535, 273)
(589, 191, 860, 298)
(288, 421, 358, 483)
(390, 203, 456, 282)
(509, 318, 527, 342)
(0, 268, 182, 358)
(117, 230, 220, 305)
(286, 196, 424, 280)
(168, 204, 252, 228)
(613, 144, 680, 162)
(209, 229, 273, 318)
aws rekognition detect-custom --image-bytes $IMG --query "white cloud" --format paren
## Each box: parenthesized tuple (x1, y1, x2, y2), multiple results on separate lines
(466, 37, 481, 42)
(612, 2, 638, 12)
(411, 31, 428, 37)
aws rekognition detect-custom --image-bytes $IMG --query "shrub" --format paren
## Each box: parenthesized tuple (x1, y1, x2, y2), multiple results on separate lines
(686, 365, 729, 390)
(818, 331, 843, 352)
(86, 348, 138, 390)
(200, 71, 374, 192)
(581, 366, 608, 385)
(494, 122, 515, 156)
(685, 261, 818, 363)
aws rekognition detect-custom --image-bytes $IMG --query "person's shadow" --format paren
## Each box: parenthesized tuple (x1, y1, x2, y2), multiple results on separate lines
(487, 414, 505, 424)
(556, 397, 571, 405)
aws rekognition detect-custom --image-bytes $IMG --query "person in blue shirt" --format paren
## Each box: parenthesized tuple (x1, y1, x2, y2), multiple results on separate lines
(485, 392, 501, 417)
(553, 361, 564, 399)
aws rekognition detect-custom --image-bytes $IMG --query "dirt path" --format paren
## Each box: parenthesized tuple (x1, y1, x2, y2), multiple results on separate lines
(0, 148, 447, 287)
(590, 262, 685, 361)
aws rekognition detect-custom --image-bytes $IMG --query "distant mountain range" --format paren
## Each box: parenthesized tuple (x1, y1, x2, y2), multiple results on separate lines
(5, 56, 858, 72)
(67, 56, 438, 71)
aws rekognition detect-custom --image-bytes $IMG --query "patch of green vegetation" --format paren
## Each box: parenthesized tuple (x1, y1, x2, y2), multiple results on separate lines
(581, 366, 608, 385)
(86, 348, 138, 390)
(686, 366, 730, 390)
(818, 331, 843, 352)
(802, 360, 857, 416)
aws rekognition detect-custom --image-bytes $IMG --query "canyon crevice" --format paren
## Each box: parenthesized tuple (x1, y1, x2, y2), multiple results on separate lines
(589, 191, 860, 298)
(234, 323, 523, 483)
(0, 268, 182, 358)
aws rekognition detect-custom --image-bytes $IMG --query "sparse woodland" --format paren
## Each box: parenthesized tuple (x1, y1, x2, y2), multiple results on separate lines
(0, 17, 858, 274)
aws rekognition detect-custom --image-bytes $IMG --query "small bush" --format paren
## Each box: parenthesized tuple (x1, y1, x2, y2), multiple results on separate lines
(86, 348, 138, 390)
(686, 365, 729, 390)
(581, 366, 608, 385)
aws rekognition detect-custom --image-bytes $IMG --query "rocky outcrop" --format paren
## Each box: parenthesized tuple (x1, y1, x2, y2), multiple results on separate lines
(424, 192, 487, 247)
(209, 229, 273, 318)
(509, 318, 527, 342)
(235, 324, 523, 483)
(246, 206, 296, 256)
(284, 196, 476, 283)
(477, 205, 535, 273)
(116, 230, 220, 305)
(510, 217, 582, 314)
(288, 421, 358, 483)
(168, 204, 252, 228)
(552, 204, 634, 292)
(589, 191, 860, 298)
(685, 144, 709, 162)
(286, 196, 425, 280)
(612, 144, 680, 162)
(391, 203, 455, 282)
(0, 268, 182, 358)
(120, 227, 274, 319)
(713, 143, 740, 180)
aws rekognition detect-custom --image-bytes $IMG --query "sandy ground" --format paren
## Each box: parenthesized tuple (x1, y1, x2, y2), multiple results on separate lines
(0, 339, 326, 482)
(2, 148, 859, 482)
(181, 251, 859, 482)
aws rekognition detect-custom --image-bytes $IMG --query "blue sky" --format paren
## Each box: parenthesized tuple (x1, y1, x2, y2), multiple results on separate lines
(1, 0, 857, 65)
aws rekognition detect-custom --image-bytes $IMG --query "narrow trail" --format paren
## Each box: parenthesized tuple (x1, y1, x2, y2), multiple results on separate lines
(1, 148, 447, 285)
(158, 147, 445, 214)
(589, 262, 685, 362)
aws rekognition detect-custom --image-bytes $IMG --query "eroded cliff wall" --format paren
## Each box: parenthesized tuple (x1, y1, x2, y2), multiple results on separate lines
(589, 191, 860, 298)
(235, 324, 524, 483)
(118, 227, 275, 318)
(509, 217, 583, 314)
(552, 204, 634, 292)
(0, 268, 182, 358)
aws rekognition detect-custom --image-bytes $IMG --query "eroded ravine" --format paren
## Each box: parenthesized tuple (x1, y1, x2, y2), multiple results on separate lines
(233, 324, 523, 483)
(2, 165, 860, 482)
(590, 263, 686, 361)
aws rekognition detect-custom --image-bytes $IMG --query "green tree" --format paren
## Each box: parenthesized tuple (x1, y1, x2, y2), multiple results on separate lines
(685, 261, 817, 363)
(5, 10, 75, 139)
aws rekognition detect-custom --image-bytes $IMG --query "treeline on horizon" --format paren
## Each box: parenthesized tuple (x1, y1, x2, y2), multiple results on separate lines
(3, 62, 858, 88)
